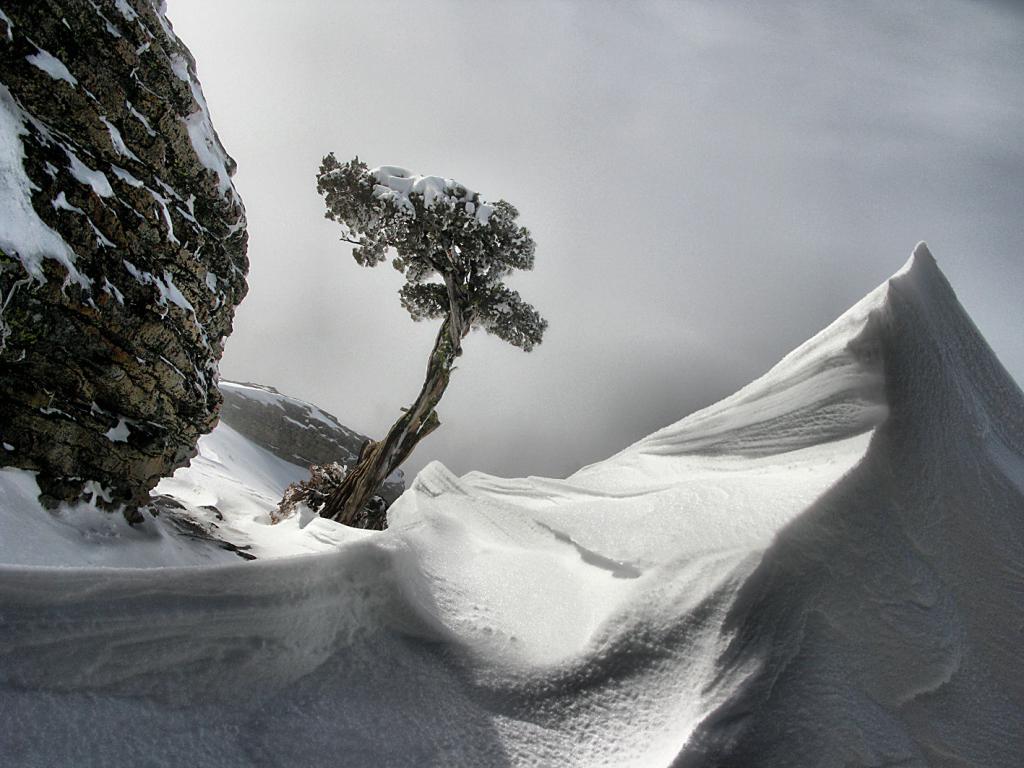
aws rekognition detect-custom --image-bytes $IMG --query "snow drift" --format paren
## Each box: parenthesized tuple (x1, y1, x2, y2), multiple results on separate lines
(0, 243, 1022, 766)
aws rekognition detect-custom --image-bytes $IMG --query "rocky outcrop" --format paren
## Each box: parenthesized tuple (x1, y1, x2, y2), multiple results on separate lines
(0, 1, 247, 512)
(218, 382, 404, 505)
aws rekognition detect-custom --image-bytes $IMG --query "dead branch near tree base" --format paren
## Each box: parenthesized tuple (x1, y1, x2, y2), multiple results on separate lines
(273, 462, 347, 524)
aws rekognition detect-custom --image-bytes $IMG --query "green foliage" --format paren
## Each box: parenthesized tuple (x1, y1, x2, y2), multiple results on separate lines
(316, 154, 547, 351)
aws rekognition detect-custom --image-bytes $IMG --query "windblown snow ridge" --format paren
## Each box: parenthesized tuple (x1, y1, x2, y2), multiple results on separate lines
(1, 244, 1021, 767)
(674, 242, 1024, 767)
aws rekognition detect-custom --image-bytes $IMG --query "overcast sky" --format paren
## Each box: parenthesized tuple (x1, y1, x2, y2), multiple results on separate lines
(168, 0, 1024, 480)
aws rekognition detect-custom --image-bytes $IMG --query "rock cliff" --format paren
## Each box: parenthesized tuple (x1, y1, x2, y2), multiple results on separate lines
(0, 1, 247, 513)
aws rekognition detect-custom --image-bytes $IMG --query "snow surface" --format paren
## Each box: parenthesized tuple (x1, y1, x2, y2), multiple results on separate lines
(0, 468, 229, 568)
(1, 245, 1022, 766)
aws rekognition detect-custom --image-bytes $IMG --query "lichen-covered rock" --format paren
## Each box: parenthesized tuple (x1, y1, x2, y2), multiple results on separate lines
(0, 1, 247, 512)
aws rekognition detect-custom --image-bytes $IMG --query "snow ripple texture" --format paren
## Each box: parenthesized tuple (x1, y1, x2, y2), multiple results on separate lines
(1, 243, 1022, 767)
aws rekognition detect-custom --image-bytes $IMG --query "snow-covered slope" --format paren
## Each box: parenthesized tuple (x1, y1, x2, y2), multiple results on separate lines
(1, 244, 1022, 766)
(0, 421, 311, 568)
(0, 383, 382, 567)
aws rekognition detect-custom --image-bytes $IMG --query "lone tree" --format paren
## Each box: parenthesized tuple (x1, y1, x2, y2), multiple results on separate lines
(288, 155, 547, 528)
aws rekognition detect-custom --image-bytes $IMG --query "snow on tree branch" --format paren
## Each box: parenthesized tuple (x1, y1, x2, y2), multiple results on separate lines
(316, 154, 547, 351)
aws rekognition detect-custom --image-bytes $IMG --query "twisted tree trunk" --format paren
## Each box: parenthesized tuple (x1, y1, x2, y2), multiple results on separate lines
(320, 313, 466, 527)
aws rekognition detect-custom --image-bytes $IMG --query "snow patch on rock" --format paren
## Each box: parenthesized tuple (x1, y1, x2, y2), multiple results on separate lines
(169, 53, 236, 202)
(0, 84, 88, 288)
(25, 46, 77, 86)
(99, 116, 140, 161)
